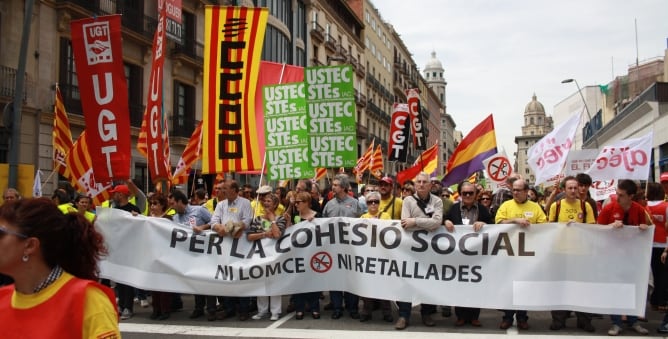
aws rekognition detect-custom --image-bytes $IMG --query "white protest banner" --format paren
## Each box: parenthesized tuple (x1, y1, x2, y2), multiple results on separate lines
(97, 208, 652, 315)
(528, 112, 581, 186)
(586, 132, 652, 181)
(590, 179, 617, 201)
(564, 149, 599, 176)
(482, 150, 512, 192)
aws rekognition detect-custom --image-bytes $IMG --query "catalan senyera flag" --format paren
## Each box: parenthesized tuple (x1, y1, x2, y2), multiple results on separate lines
(369, 144, 384, 179)
(353, 139, 374, 174)
(441, 114, 497, 187)
(396, 144, 438, 185)
(52, 85, 73, 175)
(201, 6, 269, 173)
(467, 172, 478, 184)
(64, 131, 112, 206)
(314, 167, 327, 181)
(413, 143, 438, 176)
(172, 120, 203, 185)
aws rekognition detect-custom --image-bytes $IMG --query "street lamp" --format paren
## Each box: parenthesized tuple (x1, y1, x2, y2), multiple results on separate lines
(561, 78, 598, 149)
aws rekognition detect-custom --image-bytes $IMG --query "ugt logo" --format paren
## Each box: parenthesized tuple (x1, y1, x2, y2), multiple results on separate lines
(82, 21, 112, 65)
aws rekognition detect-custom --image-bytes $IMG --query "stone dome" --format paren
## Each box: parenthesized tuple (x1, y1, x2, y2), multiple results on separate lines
(424, 51, 443, 71)
(524, 93, 545, 114)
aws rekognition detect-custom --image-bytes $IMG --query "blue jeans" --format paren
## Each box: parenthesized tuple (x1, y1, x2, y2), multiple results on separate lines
(611, 314, 638, 326)
(329, 291, 359, 313)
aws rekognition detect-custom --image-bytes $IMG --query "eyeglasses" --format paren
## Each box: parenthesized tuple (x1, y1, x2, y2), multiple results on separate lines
(367, 200, 380, 205)
(461, 191, 475, 196)
(441, 194, 450, 198)
(480, 197, 491, 201)
(0, 225, 28, 239)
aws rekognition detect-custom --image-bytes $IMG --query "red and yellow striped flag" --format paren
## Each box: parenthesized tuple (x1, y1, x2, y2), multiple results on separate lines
(314, 167, 327, 181)
(353, 139, 374, 175)
(172, 121, 203, 185)
(53, 85, 73, 175)
(201, 6, 269, 173)
(64, 132, 112, 206)
(369, 144, 384, 179)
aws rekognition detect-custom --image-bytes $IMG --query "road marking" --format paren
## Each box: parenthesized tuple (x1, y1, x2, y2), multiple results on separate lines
(120, 322, 589, 338)
(267, 311, 294, 329)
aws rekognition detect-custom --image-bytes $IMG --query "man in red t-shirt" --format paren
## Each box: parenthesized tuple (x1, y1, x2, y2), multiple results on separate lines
(597, 179, 650, 336)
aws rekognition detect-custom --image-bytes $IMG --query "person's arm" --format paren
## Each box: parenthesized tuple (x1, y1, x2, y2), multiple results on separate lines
(192, 208, 212, 233)
(83, 285, 120, 338)
(584, 203, 596, 224)
(126, 180, 147, 214)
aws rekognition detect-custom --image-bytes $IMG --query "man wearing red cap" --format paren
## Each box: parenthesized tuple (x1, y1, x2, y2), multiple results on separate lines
(660, 172, 668, 199)
(378, 176, 402, 220)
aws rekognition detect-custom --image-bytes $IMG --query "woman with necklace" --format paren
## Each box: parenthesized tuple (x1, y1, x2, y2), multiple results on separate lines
(0, 197, 119, 338)
(248, 193, 287, 321)
(291, 191, 321, 319)
(358, 191, 393, 323)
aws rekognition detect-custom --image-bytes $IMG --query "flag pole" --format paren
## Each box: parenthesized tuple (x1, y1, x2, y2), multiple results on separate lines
(41, 165, 60, 193)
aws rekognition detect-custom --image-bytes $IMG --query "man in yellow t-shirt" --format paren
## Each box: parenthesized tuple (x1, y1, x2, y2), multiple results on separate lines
(495, 178, 546, 331)
(547, 176, 595, 332)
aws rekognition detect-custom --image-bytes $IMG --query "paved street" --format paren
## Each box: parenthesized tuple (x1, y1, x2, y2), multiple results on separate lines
(120, 294, 668, 338)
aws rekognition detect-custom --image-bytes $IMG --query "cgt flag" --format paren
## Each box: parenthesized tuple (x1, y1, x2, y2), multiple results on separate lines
(388, 103, 410, 162)
(202, 6, 269, 173)
(70, 15, 131, 182)
(406, 88, 427, 150)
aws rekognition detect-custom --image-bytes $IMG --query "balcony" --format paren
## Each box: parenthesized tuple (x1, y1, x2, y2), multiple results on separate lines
(324, 34, 337, 53)
(356, 124, 368, 138)
(354, 89, 367, 108)
(171, 41, 204, 69)
(172, 116, 197, 138)
(56, 0, 156, 45)
(310, 58, 324, 67)
(310, 21, 325, 43)
(0, 65, 29, 102)
(355, 60, 365, 77)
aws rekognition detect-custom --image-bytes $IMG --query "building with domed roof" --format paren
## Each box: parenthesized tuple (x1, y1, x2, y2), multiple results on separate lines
(514, 94, 553, 184)
(423, 51, 456, 173)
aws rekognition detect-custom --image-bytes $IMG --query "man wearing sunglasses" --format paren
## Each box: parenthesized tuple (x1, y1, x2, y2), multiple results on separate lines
(378, 176, 402, 220)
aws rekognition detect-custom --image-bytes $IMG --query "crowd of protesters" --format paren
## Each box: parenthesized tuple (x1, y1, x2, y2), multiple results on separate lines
(2, 170, 668, 336)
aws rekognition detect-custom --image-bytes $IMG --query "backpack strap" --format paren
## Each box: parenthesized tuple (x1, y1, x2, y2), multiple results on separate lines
(551, 200, 562, 222)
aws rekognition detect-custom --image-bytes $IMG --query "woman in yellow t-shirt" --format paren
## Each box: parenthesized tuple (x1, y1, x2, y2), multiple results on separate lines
(0, 197, 119, 338)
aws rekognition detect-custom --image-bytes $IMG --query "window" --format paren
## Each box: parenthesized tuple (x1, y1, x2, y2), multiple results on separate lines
(295, 1, 305, 40)
(124, 63, 143, 127)
(173, 81, 196, 137)
(58, 38, 81, 114)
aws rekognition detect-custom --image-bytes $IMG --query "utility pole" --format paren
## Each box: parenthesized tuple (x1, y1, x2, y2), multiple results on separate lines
(8, 0, 35, 188)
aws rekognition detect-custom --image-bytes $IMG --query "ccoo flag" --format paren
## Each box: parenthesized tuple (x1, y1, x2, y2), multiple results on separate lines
(201, 6, 269, 173)
(442, 114, 497, 187)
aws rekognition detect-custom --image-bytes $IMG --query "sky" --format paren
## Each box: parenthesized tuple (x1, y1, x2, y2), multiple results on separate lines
(372, 0, 668, 163)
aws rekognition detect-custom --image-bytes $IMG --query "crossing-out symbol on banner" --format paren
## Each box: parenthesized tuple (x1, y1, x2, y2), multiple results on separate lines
(310, 251, 332, 273)
(487, 156, 511, 182)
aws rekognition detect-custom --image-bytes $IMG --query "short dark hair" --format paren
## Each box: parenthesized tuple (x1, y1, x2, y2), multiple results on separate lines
(617, 179, 637, 196)
(171, 190, 189, 204)
(575, 173, 593, 186)
(194, 188, 207, 200)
